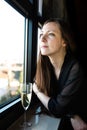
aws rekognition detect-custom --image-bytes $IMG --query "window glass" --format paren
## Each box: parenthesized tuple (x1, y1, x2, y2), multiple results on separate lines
(37, 27, 41, 57)
(0, 1, 24, 108)
(38, 0, 43, 16)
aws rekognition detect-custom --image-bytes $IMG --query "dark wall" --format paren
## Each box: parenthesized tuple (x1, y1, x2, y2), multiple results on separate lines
(66, 0, 87, 73)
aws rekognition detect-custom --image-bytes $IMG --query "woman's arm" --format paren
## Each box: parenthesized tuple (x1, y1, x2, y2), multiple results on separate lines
(33, 82, 50, 110)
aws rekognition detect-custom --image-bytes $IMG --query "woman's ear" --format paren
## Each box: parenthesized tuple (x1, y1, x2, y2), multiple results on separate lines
(62, 40, 67, 47)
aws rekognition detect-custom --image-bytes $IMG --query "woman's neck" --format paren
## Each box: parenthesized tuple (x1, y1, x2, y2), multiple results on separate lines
(49, 51, 66, 79)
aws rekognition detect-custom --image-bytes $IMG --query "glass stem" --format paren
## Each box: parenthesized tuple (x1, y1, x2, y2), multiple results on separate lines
(22, 110, 27, 129)
(24, 110, 27, 124)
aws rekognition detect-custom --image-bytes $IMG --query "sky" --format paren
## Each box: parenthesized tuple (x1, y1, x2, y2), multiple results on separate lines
(0, 0, 24, 64)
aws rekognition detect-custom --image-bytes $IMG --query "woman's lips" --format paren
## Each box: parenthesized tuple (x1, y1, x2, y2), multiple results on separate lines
(41, 45, 48, 48)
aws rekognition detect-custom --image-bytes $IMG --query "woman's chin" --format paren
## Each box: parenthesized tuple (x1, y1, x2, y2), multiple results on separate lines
(41, 51, 48, 56)
(41, 52, 49, 56)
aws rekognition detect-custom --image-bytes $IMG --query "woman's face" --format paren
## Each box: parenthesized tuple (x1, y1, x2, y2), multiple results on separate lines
(39, 22, 66, 57)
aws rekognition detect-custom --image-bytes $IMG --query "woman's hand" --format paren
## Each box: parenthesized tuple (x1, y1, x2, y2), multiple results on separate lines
(33, 82, 39, 95)
(71, 115, 87, 130)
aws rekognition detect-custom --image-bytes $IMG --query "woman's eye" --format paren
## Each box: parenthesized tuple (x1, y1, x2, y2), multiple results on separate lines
(48, 33, 55, 36)
(39, 32, 55, 39)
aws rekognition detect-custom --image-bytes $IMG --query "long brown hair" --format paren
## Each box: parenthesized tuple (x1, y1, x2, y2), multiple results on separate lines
(35, 18, 76, 96)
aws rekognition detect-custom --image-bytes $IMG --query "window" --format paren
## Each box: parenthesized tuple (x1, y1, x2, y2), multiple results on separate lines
(37, 27, 41, 57)
(0, 1, 39, 129)
(38, 0, 43, 16)
(0, 1, 24, 111)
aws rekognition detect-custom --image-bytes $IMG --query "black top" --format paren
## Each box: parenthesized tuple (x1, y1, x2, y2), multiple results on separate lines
(48, 52, 87, 121)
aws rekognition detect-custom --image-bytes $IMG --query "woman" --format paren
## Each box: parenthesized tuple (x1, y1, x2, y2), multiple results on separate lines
(33, 18, 87, 130)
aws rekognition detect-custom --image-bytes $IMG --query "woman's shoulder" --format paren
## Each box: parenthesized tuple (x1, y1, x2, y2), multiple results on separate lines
(65, 52, 81, 69)
(62, 52, 84, 78)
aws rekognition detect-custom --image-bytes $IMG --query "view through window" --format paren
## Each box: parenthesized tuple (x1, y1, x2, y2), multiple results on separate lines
(37, 27, 41, 56)
(0, 1, 24, 109)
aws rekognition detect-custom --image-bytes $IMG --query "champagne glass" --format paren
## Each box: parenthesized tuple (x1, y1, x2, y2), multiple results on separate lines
(20, 82, 32, 128)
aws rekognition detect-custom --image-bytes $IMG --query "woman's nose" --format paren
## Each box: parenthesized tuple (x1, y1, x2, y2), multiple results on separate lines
(40, 34, 47, 42)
